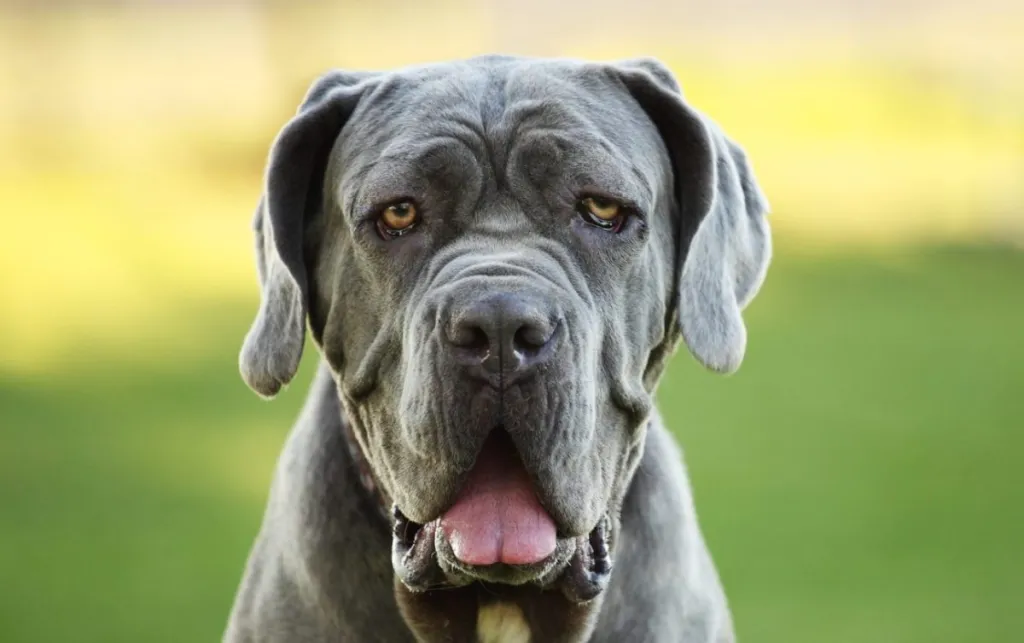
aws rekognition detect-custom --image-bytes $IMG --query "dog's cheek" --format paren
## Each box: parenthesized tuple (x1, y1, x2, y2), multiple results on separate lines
(386, 337, 505, 522)
(397, 334, 493, 462)
(504, 331, 613, 535)
(311, 247, 381, 380)
(589, 310, 658, 516)
(608, 422, 648, 511)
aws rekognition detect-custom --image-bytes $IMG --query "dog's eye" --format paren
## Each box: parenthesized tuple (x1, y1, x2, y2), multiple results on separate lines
(377, 201, 419, 237)
(577, 196, 625, 232)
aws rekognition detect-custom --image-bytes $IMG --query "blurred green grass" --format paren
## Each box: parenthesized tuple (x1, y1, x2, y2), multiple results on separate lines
(2, 245, 1021, 643)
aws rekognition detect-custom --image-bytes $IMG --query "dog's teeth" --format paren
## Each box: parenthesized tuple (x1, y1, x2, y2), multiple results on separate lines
(589, 520, 611, 575)
(391, 506, 422, 545)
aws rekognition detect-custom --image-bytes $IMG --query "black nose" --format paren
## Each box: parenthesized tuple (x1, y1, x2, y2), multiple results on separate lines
(445, 292, 558, 375)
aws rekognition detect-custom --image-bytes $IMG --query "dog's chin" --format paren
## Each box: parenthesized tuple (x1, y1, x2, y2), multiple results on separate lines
(391, 512, 614, 604)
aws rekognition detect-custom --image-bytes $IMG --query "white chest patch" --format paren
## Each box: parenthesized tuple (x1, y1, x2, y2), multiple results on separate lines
(476, 602, 531, 643)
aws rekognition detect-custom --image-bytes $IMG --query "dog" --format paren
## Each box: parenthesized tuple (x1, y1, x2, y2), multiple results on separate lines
(224, 55, 770, 643)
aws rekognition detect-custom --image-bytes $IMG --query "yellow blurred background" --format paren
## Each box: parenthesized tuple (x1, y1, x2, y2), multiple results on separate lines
(1, 2, 1022, 642)
(2, 0, 1021, 373)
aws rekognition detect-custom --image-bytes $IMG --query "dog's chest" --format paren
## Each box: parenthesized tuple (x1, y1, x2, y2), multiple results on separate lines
(476, 602, 531, 643)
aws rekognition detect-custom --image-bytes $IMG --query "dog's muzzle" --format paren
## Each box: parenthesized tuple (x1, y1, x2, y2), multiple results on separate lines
(387, 267, 613, 601)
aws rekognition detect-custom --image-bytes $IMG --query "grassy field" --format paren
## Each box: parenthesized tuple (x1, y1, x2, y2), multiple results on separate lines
(2, 244, 1021, 642)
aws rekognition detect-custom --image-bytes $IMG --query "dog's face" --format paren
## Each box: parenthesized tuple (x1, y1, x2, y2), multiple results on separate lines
(239, 56, 769, 598)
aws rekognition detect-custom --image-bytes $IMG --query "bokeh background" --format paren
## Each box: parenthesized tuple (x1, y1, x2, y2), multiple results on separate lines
(1, 1, 1022, 641)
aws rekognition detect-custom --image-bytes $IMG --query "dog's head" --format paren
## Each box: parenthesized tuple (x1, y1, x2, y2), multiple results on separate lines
(239, 56, 769, 598)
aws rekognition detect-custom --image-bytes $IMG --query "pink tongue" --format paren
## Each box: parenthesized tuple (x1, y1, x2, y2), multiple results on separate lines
(439, 436, 557, 566)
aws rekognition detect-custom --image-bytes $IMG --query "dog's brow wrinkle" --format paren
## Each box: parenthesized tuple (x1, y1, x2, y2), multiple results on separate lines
(377, 134, 474, 167)
(480, 72, 508, 126)
(445, 128, 487, 168)
(476, 75, 510, 190)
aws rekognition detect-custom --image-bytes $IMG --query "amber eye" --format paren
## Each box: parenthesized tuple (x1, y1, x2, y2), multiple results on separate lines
(577, 196, 625, 231)
(377, 201, 419, 237)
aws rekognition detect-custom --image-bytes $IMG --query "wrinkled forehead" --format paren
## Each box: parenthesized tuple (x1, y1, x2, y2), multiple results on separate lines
(333, 58, 670, 209)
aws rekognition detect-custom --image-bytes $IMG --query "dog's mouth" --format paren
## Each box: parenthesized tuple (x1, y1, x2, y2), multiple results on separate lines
(391, 431, 613, 603)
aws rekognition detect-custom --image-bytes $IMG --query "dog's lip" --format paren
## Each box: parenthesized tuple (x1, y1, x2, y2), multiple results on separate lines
(432, 523, 574, 586)
(391, 508, 614, 602)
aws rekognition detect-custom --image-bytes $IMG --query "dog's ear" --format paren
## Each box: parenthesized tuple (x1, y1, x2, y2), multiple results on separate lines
(240, 71, 373, 398)
(613, 58, 771, 374)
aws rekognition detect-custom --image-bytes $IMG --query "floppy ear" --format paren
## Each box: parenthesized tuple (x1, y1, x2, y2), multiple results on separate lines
(614, 58, 771, 374)
(240, 71, 373, 398)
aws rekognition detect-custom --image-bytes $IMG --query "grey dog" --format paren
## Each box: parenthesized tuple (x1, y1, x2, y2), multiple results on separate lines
(224, 55, 770, 643)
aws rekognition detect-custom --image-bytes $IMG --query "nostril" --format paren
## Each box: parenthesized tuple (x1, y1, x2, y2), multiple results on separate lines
(512, 322, 554, 355)
(449, 323, 490, 354)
